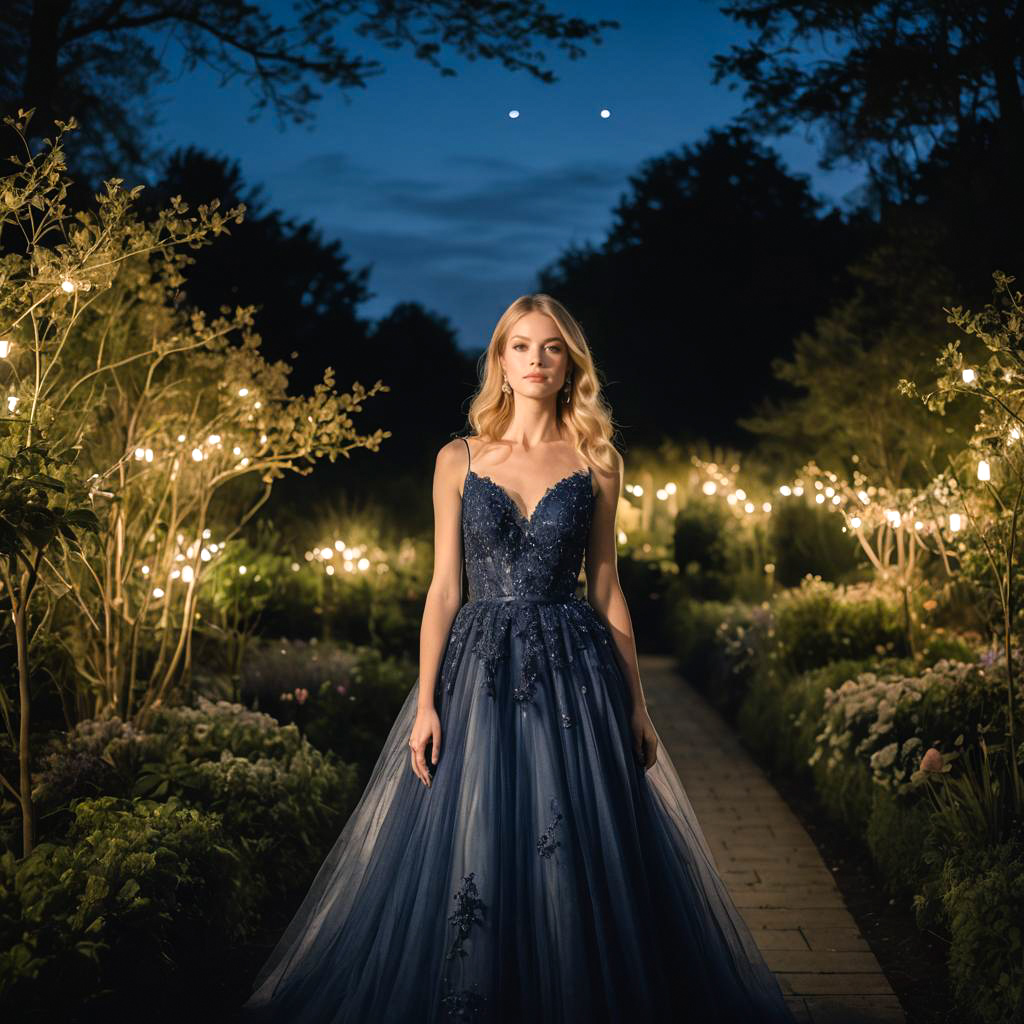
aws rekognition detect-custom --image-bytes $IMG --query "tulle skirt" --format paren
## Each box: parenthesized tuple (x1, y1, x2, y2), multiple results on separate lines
(242, 596, 795, 1023)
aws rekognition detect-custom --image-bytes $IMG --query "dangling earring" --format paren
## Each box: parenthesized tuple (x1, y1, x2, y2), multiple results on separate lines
(502, 371, 512, 395)
(562, 373, 573, 402)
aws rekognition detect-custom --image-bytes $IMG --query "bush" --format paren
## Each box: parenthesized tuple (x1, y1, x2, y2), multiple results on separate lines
(770, 576, 908, 675)
(132, 698, 358, 906)
(672, 500, 743, 600)
(917, 840, 1024, 1024)
(768, 500, 862, 587)
(0, 796, 258, 1019)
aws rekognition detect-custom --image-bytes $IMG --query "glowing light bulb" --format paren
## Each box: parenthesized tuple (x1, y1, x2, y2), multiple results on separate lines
(702, 481, 717, 495)
(815, 493, 825, 504)
(779, 485, 791, 496)
(6, 395, 17, 412)
(665, 482, 677, 494)
(744, 501, 754, 513)
(962, 368, 976, 384)
(325, 564, 335, 576)
(949, 513, 962, 532)
(181, 565, 195, 583)
(141, 565, 150, 575)
(978, 459, 991, 481)
(208, 434, 221, 445)
(0, 339, 11, 358)
(238, 565, 247, 575)
(321, 547, 334, 559)
(762, 501, 772, 512)
(831, 495, 841, 505)
(152, 587, 165, 598)
(358, 557, 370, 570)
(177, 434, 186, 442)
(850, 516, 862, 528)
(509, 110, 520, 119)
(633, 485, 644, 497)
(238, 387, 249, 397)
(656, 488, 667, 500)
(600, 108, 611, 118)
(191, 448, 203, 462)
(134, 447, 145, 460)
(735, 489, 746, 501)
(60, 279, 75, 293)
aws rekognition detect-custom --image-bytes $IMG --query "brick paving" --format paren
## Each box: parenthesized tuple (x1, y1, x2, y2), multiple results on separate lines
(639, 654, 906, 1024)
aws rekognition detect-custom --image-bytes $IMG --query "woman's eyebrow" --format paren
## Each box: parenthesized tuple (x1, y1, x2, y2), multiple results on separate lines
(510, 335, 562, 342)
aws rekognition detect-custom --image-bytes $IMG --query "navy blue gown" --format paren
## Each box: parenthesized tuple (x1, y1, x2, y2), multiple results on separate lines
(243, 437, 796, 1023)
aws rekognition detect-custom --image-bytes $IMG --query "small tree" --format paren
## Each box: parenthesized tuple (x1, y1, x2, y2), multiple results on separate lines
(900, 270, 1024, 807)
(0, 110, 390, 855)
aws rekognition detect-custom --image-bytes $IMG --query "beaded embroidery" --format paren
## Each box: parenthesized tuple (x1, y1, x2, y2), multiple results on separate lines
(435, 439, 617, 719)
(536, 797, 564, 859)
(441, 872, 488, 1020)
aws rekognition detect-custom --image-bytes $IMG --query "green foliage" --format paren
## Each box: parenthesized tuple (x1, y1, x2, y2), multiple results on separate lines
(770, 576, 908, 675)
(0, 795, 258, 1016)
(768, 500, 862, 586)
(916, 840, 1024, 1024)
(672, 500, 743, 600)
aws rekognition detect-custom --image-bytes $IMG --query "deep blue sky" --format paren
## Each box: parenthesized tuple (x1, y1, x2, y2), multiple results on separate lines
(147, 1, 864, 352)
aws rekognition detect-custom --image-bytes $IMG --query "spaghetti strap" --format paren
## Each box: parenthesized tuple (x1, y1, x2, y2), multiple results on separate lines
(461, 435, 471, 476)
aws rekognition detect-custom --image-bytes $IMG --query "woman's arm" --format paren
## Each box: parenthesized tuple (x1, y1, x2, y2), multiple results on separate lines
(417, 439, 466, 712)
(584, 448, 649, 712)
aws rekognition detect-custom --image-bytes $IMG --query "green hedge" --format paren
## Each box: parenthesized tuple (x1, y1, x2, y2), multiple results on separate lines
(0, 796, 258, 1018)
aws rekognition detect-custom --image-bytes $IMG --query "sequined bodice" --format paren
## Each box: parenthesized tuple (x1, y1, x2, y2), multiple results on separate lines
(461, 461, 595, 602)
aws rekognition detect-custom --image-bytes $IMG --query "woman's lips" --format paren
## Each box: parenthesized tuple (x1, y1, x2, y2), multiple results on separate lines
(524, 374, 546, 380)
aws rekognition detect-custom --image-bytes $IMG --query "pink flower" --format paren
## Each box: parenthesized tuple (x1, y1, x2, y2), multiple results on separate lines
(294, 687, 309, 705)
(336, 684, 347, 696)
(920, 747, 943, 773)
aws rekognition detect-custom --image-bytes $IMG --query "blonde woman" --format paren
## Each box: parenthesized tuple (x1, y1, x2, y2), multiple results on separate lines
(244, 295, 796, 1023)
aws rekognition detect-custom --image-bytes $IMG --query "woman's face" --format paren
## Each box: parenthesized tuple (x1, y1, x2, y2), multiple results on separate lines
(500, 311, 570, 399)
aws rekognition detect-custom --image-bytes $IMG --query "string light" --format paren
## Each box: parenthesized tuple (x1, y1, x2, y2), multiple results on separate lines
(978, 459, 991, 481)
(962, 368, 976, 384)
(0, 339, 12, 358)
(60, 279, 75, 294)
(949, 513, 962, 532)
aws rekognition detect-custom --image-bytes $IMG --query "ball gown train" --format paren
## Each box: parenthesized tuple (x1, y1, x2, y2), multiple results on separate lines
(242, 436, 797, 1023)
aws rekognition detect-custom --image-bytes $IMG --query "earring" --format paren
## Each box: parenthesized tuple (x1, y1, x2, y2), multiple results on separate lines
(562, 374, 572, 402)
(502, 371, 512, 395)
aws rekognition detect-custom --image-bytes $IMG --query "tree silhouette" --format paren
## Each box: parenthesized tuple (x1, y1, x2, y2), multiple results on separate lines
(143, 146, 373, 395)
(712, 1, 1024, 206)
(0, 0, 619, 176)
(538, 127, 864, 449)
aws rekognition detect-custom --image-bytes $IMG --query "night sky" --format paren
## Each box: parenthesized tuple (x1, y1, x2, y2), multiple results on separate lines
(146, 1, 865, 353)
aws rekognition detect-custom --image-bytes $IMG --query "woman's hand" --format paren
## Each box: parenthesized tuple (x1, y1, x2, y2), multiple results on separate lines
(631, 704, 659, 771)
(409, 707, 441, 788)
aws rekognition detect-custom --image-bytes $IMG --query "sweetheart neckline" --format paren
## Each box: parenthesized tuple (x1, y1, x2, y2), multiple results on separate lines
(465, 466, 593, 529)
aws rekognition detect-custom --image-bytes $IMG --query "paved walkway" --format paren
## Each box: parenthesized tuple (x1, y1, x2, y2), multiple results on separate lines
(639, 654, 906, 1024)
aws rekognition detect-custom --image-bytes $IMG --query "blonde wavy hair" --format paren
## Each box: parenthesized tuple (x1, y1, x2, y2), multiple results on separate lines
(465, 294, 620, 477)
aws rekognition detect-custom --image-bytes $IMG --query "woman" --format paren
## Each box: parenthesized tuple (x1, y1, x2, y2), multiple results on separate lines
(243, 294, 796, 1023)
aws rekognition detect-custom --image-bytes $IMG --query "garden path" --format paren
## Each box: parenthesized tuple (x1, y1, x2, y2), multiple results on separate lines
(640, 653, 906, 1024)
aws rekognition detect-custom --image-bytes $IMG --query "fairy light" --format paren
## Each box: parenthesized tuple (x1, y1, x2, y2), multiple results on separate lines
(321, 547, 334, 559)
(831, 495, 841, 505)
(181, 565, 195, 583)
(141, 565, 150, 575)
(325, 564, 335, 576)
(815, 493, 825, 504)
(779, 485, 791, 496)
(949, 513, 962, 532)
(357, 557, 370, 570)
(665, 482, 677, 494)
(134, 447, 145, 460)
(744, 501, 755, 513)
(238, 387, 249, 397)
(191, 448, 203, 462)
(145, 448, 153, 462)
(208, 434, 221, 445)
(702, 481, 717, 495)
(0, 339, 12, 358)
(60, 279, 75, 294)
(238, 565, 247, 575)
(850, 516, 862, 528)
(962, 368, 976, 384)
(177, 434, 186, 442)
(6, 395, 17, 412)
(735, 489, 746, 501)
(152, 587, 165, 598)
(633, 485, 644, 497)
(978, 459, 991, 481)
